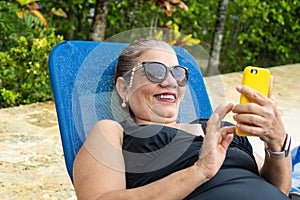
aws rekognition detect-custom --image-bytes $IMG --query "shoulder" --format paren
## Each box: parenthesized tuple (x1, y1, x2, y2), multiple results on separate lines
(75, 119, 125, 162)
(94, 119, 124, 133)
(73, 120, 127, 198)
(87, 119, 124, 147)
(74, 119, 125, 171)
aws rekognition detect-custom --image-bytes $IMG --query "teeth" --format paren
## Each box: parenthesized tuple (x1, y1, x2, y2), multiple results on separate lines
(156, 95, 175, 100)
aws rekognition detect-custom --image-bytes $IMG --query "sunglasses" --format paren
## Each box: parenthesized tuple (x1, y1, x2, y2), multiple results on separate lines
(129, 61, 189, 87)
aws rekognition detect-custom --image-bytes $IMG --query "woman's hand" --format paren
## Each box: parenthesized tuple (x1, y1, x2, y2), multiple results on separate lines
(195, 104, 235, 179)
(232, 77, 286, 152)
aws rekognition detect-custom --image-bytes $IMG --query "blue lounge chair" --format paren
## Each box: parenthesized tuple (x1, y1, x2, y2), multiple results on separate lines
(290, 146, 300, 199)
(48, 40, 213, 183)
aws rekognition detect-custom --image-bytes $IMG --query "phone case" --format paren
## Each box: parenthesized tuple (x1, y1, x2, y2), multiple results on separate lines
(236, 66, 271, 136)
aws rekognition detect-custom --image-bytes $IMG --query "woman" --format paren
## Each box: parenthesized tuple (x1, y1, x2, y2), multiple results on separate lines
(73, 39, 292, 199)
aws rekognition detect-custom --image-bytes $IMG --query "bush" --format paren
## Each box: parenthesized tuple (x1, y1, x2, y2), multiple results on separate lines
(219, 0, 300, 73)
(0, 29, 63, 108)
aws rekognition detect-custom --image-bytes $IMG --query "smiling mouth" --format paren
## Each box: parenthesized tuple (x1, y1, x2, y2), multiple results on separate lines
(154, 94, 176, 102)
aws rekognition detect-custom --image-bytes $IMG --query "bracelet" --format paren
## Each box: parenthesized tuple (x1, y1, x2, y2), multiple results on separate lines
(264, 133, 291, 159)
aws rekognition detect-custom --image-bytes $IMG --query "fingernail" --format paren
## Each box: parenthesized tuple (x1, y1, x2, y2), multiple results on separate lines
(231, 106, 236, 112)
(236, 85, 242, 90)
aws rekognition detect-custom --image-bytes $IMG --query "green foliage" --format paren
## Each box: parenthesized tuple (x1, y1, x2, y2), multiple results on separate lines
(40, 0, 95, 40)
(1, 0, 300, 108)
(0, 1, 24, 50)
(219, 0, 300, 73)
(105, 0, 218, 49)
(106, 0, 300, 73)
(150, 24, 201, 46)
(0, 1, 47, 51)
(105, 1, 157, 38)
(0, 29, 63, 107)
(163, 1, 218, 50)
(17, 0, 36, 6)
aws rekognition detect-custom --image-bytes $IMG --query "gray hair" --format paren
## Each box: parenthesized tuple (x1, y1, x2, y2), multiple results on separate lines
(114, 39, 175, 84)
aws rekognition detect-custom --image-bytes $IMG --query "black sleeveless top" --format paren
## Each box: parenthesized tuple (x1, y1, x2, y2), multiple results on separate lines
(120, 119, 289, 199)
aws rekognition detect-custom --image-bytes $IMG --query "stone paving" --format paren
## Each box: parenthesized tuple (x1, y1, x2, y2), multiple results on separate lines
(0, 64, 299, 199)
(0, 102, 76, 199)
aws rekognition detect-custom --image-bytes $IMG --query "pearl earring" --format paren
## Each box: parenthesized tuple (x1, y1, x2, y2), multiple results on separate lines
(121, 98, 126, 108)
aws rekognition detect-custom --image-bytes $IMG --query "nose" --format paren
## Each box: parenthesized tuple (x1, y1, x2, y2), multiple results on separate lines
(160, 71, 178, 87)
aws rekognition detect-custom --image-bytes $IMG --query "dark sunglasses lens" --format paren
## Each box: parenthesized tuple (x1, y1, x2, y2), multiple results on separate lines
(144, 63, 167, 82)
(173, 66, 188, 86)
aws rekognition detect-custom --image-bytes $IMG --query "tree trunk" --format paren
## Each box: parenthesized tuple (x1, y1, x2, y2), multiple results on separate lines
(89, 0, 109, 41)
(207, 0, 229, 76)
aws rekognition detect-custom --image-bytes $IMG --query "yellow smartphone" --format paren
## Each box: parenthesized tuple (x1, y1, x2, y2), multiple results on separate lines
(236, 66, 271, 136)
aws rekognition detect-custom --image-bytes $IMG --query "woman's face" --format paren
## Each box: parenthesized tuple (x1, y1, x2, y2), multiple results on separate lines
(127, 48, 186, 124)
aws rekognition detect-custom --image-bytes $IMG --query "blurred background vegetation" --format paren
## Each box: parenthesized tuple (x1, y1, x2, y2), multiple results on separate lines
(0, 0, 299, 108)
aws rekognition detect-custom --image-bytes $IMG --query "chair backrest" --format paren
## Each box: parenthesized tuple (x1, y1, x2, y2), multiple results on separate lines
(48, 40, 212, 182)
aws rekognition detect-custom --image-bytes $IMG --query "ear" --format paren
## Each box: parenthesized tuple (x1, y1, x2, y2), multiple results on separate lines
(115, 77, 128, 99)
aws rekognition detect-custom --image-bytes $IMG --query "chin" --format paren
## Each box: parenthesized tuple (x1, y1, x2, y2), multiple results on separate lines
(150, 105, 178, 121)
(151, 112, 178, 122)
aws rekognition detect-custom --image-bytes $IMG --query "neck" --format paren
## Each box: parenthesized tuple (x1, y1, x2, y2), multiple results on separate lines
(134, 118, 177, 125)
